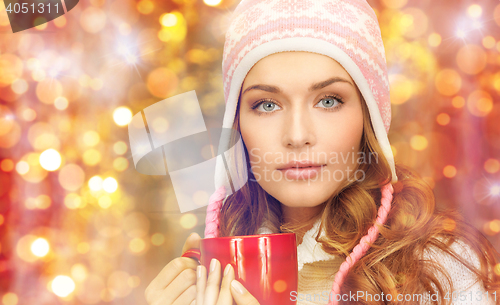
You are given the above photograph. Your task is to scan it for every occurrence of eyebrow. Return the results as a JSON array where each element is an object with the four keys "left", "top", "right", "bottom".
[{"left": 241, "top": 77, "right": 354, "bottom": 96}]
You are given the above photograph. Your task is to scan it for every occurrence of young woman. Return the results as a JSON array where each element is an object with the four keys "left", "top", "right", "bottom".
[{"left": 145, "top": 0, "right": 500, "bottom": 304}]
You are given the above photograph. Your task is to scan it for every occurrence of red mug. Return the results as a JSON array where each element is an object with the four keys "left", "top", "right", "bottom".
[{"left": 182, "top": 232, "right": 298, "bottom": 304}]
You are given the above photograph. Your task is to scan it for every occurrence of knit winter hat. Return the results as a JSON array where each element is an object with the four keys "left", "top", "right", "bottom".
[
  {"left": 203, "top": 1, "right": 398, "bottom": 303},
  {"left": 212, "top": 0, "right": 397, "bottom": 196}
]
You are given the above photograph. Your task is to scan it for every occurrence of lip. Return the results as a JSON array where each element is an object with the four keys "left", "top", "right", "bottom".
[
  {"left": 277, "top": 160, "right": 325, "bottom": 170},
  {"left": 277, "top": 160, "right": 326, "bottom": 180}
]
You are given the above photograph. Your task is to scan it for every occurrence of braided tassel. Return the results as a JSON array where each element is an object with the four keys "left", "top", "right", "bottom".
[
  {"left": 204, "top": 185, "right": 227, "bottom": 238},
  {"left": 328, "top": 182, "right": 394, "bottom": 305}
]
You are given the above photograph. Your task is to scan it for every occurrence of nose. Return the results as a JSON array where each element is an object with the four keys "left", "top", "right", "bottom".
[{"left": 282, "top": 106, "right": 316, "bottom": 149}]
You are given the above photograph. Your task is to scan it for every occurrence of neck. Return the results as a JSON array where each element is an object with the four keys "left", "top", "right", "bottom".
[{"left": 281, "top": 203, "right": 325, "bottom": 244}]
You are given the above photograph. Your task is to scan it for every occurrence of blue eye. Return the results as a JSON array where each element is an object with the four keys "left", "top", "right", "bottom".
[
  {"left": 316, "top": 95, "right": 343, "bottom": 109},
  {"left": 254, "top": 100, "right": 282, "bottom": 114}
]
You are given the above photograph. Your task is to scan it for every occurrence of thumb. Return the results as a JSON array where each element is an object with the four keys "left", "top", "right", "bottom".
[{"left": 181, "top": 232, "right": 201, "bottom": 255}]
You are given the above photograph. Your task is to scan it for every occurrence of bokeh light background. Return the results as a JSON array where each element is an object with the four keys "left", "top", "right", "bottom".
[{"left": 0, "top": 0, "right": 499, "bottom": 303}]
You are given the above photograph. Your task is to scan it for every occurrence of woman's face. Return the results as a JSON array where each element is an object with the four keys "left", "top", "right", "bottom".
[{"left": 239, "top": 51, "right": 364, "bottom": 215}]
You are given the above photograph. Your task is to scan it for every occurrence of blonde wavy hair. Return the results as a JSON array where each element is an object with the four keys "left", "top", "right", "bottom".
[{"left": 218, "top": 93, "right": 500, "bottom": 304}]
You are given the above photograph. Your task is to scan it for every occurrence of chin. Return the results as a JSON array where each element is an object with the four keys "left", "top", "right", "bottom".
[{"left": 261, "top": 180, "right": 336, "bottom": 208}]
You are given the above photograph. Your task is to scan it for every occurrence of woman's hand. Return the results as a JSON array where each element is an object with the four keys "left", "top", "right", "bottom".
[
  {"left": 145, "top": 232, "right": 201, "bottom": 305},
  {"left": 196, "top": 258, "right": 261, "bottom": 305}
]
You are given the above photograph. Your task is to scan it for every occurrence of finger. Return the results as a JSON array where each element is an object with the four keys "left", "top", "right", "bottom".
[
  {"left": 145, "top": 257, "right": 198, "bottom": 301},
  {"left": 154, "top": 268, "right": 197, "bottom": 305},
  {"left": 231, "top": 280, "right": 260, "bottom": 305},
  {"left": 204, "top": 259, "right": 222, "bottom": 305},
  {"left": 216, "top": 264, "right": 235, "bottom": 305},
  {"left": 171, "top": 284, "right": 196, "bottom": 305},
  {"left": 196, "top": 265, "right": 207, "bottom": 305},
  {"left": 182, "top": 232, "right": 202, "bottom": 255}
]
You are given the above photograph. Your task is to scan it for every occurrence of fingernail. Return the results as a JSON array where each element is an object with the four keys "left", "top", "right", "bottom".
[
  {"left": 231, "top": 280, "right": 244, "bottom": 294},
  {"left": 210, "top": 258, "right": 217, "bottom": 273},
  {"left": 197, "top": 265, "right": 201, "bottom": 279},
  {"left": 224, "top": 264, "right": 231, "bottom": 276}
]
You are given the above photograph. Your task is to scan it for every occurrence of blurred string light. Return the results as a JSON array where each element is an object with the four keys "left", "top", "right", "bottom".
[
  {"left": 39, "top": 149, "right": 62, "bottom": 171},
  {"left": 30, "top": 238, "right": 50, "bottom": 257},
  {"left": 51, "top": 275, "right": 75, "bottom": 298},
  {"left": 113, "top": 107, "right": 133, "bottom": 126}
]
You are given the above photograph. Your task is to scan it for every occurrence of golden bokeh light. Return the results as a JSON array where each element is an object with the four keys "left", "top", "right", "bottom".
[
  {"left": 80, "top": 7, "right": 107, "bottom": 33},
  {"left": 410, "top": 135, "right": 428, "bottom": 151},
  {"left": 0, "top": 120, "right": 21, "bottom": 149},
  {"left": 137, "top": 0, "right": 154, "bottom": 14},
  {"left": 113, "top": 141, "right": 128, "bottom": 155},
  {"left": 103, "top": 177, "right": 118, "bottom": 193},
  {"left": 18, "top": 153, "right": 48, "bottom": 183},
  {"left": 35, "top": 195, "right": 51, "bottom": 209},
  {"left": 16, "top": 234, "right": 39, "bottom": 263},
  {"left": 1, "top": 293, "right": 18, "bottom": 305},
  {"left": 428, "top": 33, "right": 441, "bottom": 47},
  {"left": 435, "top": 69, "right": 461, "bottom": 96},
  {"left": 113, "top": 107, "right": 133, "bottom": 126},
  {"left": 21, "top": 108, "right": 37, "bottom": 121},
  {"left": 54, "top": 15, "right": 67, "bottom": 28},
  {"left": 151, "top": 233, "right": 165, "bottom": 246},
  {"left": 400, "top": 8, "right": 428, "bottom": 39},
  {"left": 389, "top": 74, "right": 413, "bottom": 105},
  {"left": 490, "top": 220, "right": 500, "bottom": 234},
  {"left": 467, "top": 4, "right": 482, "bottom": 18},
  {"left": 129, "top": 238, "right": 146, "bottom": 253},
  {"left": 381, "top": 0, "right": 407, "bottom": 9},
  {"left": 11, "top": 79, "right": 29, "bottom": 95},
  {"left": 451, "top": 96, "right": 465, "bottom": 108},
  {"left": 160, "top": 13, "right": 178, "bottom": 27},
  {"left": 64, "top": 193, "right": 84, "bottom": 209},
  {"left": 54, "top": 97, "right": 69, "bottom": 110},
  {"left": 51, "top": 275, "right": 76, "bottom": 297},
  {"left": 39, "top": 149, "right": 62, "bottom": 171},
  {"left": 482, "top": 36, "right": 496, "bottom": 49},
  {"left": 1, "top": 159, "right": 14, "bottom": 172},
  {"left": 0, "top": 54, "right": 24, "bottom": 87},
  {"left": 484, "top": 159, "right": 500, "bottom": 174},
  {"left": 180, "top": 213, "right": 197, "bottom": 229},
  {"left": 15, "top": 161, "right": 29, "bottom": 175},
  {"left": 31, "top": 238, "right": 50, "bottom": 257},
  {"left": 88, "top": 176, "right": 103, "bottom": 191},
  {"left": 108, "top": 271, "right": 133, "bottom": 298},
  {"left": 467, "top": 90, "right": 493, "bottom": 117},
  {"left": 58, "top": 164, "right": 85, "bottom": 191},
  {"left": 443, "top": 165, "right": 457, "bottom": 178},
  {"left": 113, "top": 157, "right": 129, "bottom": 172},
  {"left": 83, "top": 131, "right": 100, "bottom": 147},
  {"left": 82, "top": 149, "right": 102, "bottom": 166},
  {"left": 456, "top": 44, "right": 487, "bottom": 75},
  {"left": 203, "top": 0, "right": 222, "bottom": 6},
  {"left": 71, "top": 264, "right": 88, "bottom": 282},
  {"left": 0, "top": 105, "right": 13, "bottom": 137},
  {"left": 36, "top": 79, "right": 63, "bottom": 105},
  {"left": 273, "top": 280, "right": 287, "bottom": 293},
  {"left": 436, "top": 113, "right": 450, "bottom": 126},
  {"left": 98, "top": 195, "right": 113, "bottom": 209},
  {"left": 77, "top": 242, "right": 90, "bottom": 254},
  {"left": 495, "top": 264, "right": 500, "bottom": 276},
  {"left": 147, "top": 67, "right": 179, "bottom": 98}
]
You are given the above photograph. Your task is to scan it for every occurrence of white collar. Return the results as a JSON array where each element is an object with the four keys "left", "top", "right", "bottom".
[{"left": 257, "top": 218, "right": 336, "bottom": 271}]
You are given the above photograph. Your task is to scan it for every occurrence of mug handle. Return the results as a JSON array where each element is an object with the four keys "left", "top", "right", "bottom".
[{"left": 181, "top": 249, "right": 201, "bottom": 264}]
